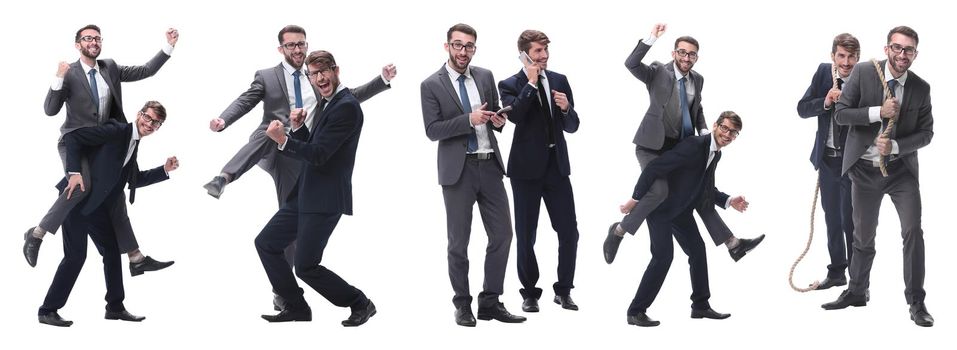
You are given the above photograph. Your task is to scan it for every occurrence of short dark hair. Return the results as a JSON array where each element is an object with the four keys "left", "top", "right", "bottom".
[
  {"left": 305, "top": 50, "right": 337, "bottom": 69},
  {"left": 674, "top": 36, "right": 699, "bottom": 51},
  {"left": 141, "top": 101, "right": 167, "bottom": 121},
  {"left": 517, "top": 30, "right": 550, "bottom": 53},
  {"left": 887, "top": 26, "right": 919, "bottom": 46},
  {"left": 278, "top": 25, "right": 306, "bottom": 44},
  {"left": 447, "top": 23, "right": 477, "bottom": 42},
  {"left": 75, "top": 24, "right": 101, "bottom": 43},
  {"left": 716, "top": 111, "right": 742, "bottom": 130},
  {"left": 832, "top": 33, "right": 860, "bottom": 56}
]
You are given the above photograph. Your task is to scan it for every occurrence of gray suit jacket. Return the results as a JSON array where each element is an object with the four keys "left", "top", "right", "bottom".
[
  {"left": 625, "top": 40, "right": 707, "bottom": 150},
  {"left": 44, "top": 51, "right": 171, "bottom": 136},
  {"left": 421, "top": 64, "right": 504, "bottom": 185},
  {"left": 219, "top": 63, "right": 389, "bottom": 137},
  {"left": 834, "top": 60, "right": 933, "bottom": 178}
]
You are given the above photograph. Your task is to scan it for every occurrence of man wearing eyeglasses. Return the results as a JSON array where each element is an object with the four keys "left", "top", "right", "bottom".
[
  {"left": 796, "top": 33, "right": 861, "bottom": 291},
  {"left": 824, "top": 26, "right": 935, "bottom": 328},
  {"left": 24, "top": 24, "right": 177, "bottom": 276},
  {"left": 604, "top": 23, "right": 763, "bottom": 265},
  {"left": 498, "top": 30, "right": 581, "bottom": 313},
  {"left": 420, "top": 23, "right": 525, "bottom": 327},
  {"left": 37, "top": 101, "right": 178, "bottom": 327},
  {"left": 618, "top": 112, "right": 746, "bottom": 327}
]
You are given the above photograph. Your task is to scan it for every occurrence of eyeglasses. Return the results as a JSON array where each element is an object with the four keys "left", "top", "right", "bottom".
[
  {"left": 717, "top": 124, "right": 740, "bottom": 137},
  {"left": 307, "top": 66, "right": 337, "bottom": 78},
  {"left": 887, "top": 43, "right": 917, "bottom": 57},
  {"left": 281, "top": 41, "right": 308, "bottom": 50},
  {"left": 674, "top": 49, "right": 698, "bottom": 60},
  {"left": 139, "top": 111, "right": 164, "bottom": 127},
  {"left": 79, "top": 35, "right": 103, "bottom": 43},
  {"left": 449, "top": 42, "right": 477, "bottom": 53}
]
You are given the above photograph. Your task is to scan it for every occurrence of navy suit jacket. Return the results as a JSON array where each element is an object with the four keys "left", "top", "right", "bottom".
[
  {"left": 57, "top": 121, "right": 169, "bottom": 215},
  {"left": 797, "top": 63, "right": 849, "bottom": 169},
  {"left": 631, "top": 135, "right": 729, "bottom": 220},
  {"left": 498, "top": 69, "right": 580, "bottom": 179},
  {"left": 281, "top": 88, "right": 363, "bottom": 215}
]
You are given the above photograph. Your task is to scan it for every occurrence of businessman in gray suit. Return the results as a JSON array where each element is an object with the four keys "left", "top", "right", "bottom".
[
  {"left": 421, "top": 23, "right": 526, "bottom": 327},
  {"left": 822, "top": 26, "right": 934, "bottom": 328},
  {"left": 604, "top": 23, "right": 763, "bottom": 264},
  {"left": 24, "top": 24, "right": 176, "bottom": 276}
]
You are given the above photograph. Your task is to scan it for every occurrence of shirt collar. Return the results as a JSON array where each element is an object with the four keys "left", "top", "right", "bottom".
[
  {"left": 131, "top": 122, "right": 141, "bottom": 142},
  {"left": 445, "top": 63, "right": 471, "bottom": 81},
  {"left": 281, "top": 60, "right": 306, "bottom": 77},
  {"left": 673, "top": 63, "right": 688, "bottom": 81},
  {"left": 80, "top": 60, "right": 99, "bottom": 74},
  {"left": 710, "top": 133, "right": 720, "bottom": 153}
]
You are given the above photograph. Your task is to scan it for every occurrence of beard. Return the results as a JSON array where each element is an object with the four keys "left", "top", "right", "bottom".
[{"left": 81, "top": 45, "right": 100, "bottom": 60}]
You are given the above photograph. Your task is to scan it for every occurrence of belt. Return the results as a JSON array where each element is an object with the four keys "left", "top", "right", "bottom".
[
  {"left": 466, "top": 152, "right": 495, "bottom": 160},
  {"left": 858, "top": 156, "right": 900, "bottom": 168},
  {"left": 824, "top": 147, "right": 842, "bottom": 157}
]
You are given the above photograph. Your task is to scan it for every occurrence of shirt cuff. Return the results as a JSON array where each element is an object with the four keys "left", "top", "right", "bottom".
[
  {"left": 725, "top": 197, "right": 733, "bottom": 209},
  {"left": 277, "top": 134, "right": 290, "bottom": 150},
  {"left": 644, "top": 35, "right": 658, "bottom": 46},
  {"left": 163, "top": 43, "right": 174, "bottom": 56},
  {"left": 51, "top": 76, "right": 64, "bottom": 90},
  {"left": 892, "top": 140, "right": 900, "bottom": 155},
  {"left": 700, "top": 128, "right": 711, "bottom": 135},
  {"left": 380, "top": 74, "right": 390, "bottom": 85},
  {"left": 868, "top": 106, "right": 881, "bottom": 123}
]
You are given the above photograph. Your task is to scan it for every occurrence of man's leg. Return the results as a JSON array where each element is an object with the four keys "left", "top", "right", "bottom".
[
  {"left": 38, "top": 208, "right": 89, "bottom": 317},
  {"left": 626, "top": 214, "right": 674, "bottom": 316},
  {"left": 475, "top": 159, "right": 514, "bottom": 310},
  {"left": 846, "top": 163, "right": 884, "bottom": 296},
  {"left": 820, "top": 155, "right": 850, "bottom": 280},
  {"left": 510, "top": 177, "right": 544, "bottom": 301},
  {"left": 541, "top": 151, "right": 579, "bottom": 299},
  {"left": 205, "top": 130, "right": 275, "bottom": 198},
  {"left": 442, "top": 162, "right": 478, "bottom": 310}
]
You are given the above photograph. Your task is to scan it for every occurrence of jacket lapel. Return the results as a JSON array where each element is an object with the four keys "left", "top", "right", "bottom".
[
  {"left": 437, "top": 65, "right": 465, "bottom": 114},
  {"left": 274, "top": 64, "right": 291, "bottom": 109}
]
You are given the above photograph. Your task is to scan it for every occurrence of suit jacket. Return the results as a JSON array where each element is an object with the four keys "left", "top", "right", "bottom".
[
  {"left": 834, "top": 60, "right": 933, "bottom": 177},
  {"left": 421, "top": 64, "right": 504, "bottom": 185},
  {"left": 631, "top": 135, "right": 729, "bottom": 220},
  {"left": 219, "top": 64, "right": 388, "bottom": 136},
  {"left": 498, "top": 69, "right": 580, "bottom": 179},
  {"left": 44, "top": 51, "right": 171, "bottom": 136},
  {"left": 281, "top": 88, "right": 363, "bottom": 215},
  {"left": 797, "top": 63, "right": 850, "bottom": 169},
  {"left": 57, "top": 121, "right": 169, "bottom": 215},
  {"left": 625, "top": 40, "right": 707, "bottom": 150}
]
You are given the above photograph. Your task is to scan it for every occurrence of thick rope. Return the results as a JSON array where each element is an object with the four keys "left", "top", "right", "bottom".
[{"left": 872, "top": 59, "right": 895, "bottom": 177}]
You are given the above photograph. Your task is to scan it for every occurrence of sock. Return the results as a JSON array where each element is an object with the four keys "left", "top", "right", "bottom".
[
  {"left": 725, "top": 236, "right": 740, "bottom": 249},
  {"left": 128, "top": 250, "right": 145, "bottom": 263},
  {"left": 614, "top": 224, "right": 626, "bottom": 237},
  {"left": 32, "top": 226, "right": 47, "bottom": 239},
  {"left": 220, "top": 173, "right": 232, "bottom": 183}
]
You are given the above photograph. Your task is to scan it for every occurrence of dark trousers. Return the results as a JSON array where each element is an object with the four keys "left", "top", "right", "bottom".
[
  {"left": 39, "top": 192, "right": 126, "bottom": 315},
  {"left": 627, "top": 210, "right": 711, "bottom": 315},
  {"left": 819, "top": 154, "right": 854, "bottom": 278},
  {"left": 255, "top": 193, "right": 367, "bottom": 311},
  {"left": 510, "top": 149, "right": 579, "bottom": 299}
]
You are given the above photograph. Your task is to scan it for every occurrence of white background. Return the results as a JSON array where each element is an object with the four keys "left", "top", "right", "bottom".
[{"left": 1, "top": 0, "right": 952, "bottom": 348}]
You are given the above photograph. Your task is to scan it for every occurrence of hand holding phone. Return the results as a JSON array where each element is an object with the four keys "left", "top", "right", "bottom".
[{"left": 496, "top": 105, "right": 512, "bottom": 115}]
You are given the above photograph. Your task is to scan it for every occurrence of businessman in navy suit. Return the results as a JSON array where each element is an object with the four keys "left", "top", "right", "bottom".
[
  {"left": 255, "top": 50, "right": 375, "bottom": 327},
  {"left": 499, "top": 30, "right": 581, "bottom": 313},
  {"left": 38, "top": 101, "right": 177, "bottom": 327},
  {"left": 619, "top": 112, "right": 746, "bottom": 327},
  {"left": 796, "top": 33, "right": 860, "bottom": 290}
]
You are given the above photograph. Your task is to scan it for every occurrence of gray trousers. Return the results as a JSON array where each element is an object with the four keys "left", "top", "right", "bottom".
[
  {"left": 442, "top": 156, "right": 513, "bottom": 309},
  {"left": 621, "top": 146, "right": 732, "bottom": 246},
  {"left": 847, "top": 160, "right": 925, "bottom": 304},
  {"left": 38, "top": 143, "right": 139, "bottom": 253}
]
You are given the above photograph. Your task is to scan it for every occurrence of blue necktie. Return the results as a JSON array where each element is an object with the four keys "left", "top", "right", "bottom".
[
  {"left": 292, "top": 70, "right": 303, "bottom": 109},
  {"left": 88, "top": 69, "right": 100, "bottom": 117},
  {"left": 457, "top": 75, "right": 478, "bottom": 152},
  {"left": 678, "top": 77, "right": 693, "bottom": 139}
]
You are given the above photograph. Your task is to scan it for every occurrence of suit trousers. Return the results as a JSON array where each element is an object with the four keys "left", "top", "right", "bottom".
[
  {"left": 442, "top": 155, "right": 513, "bottom": 309},
  {"left": 627, "top": 210, "right": 711, "bottom": 315},
  {"left": 39, "top": 190, "right": 126, "bottom": 315},
  {"left": 39, "top": 147, "right": 139, "bottom": 253},
  {"left": 847, "top": 160, "right": 926, "bottom": 304},
  {"left": 819, "top": 154, "right": 854, "bottom": 278},
  {"left": 254, "top": 193, "right": 368, "bottom": 311},
  {"left": 510, "top": 149, "right": 579, "bottom": 299}
]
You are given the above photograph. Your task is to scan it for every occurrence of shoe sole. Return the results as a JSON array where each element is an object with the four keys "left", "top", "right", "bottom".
[
  {"left": 604, "top": 222, "right": 623, "bottom": 264},
  {"left": 910, "top": 315, "right": 934, "bottom": 327},
  {"left": 476, "top": 315, "right": 525, "bottom": 323},
  {"left": 130, "top": 261, "right": 175, "bottom": 277},
  {"left": 822, "top": 302, "right": 866, "bottom": 310},
  {"left": 627, "top": 321, "right": 660, "bottom": 327}
]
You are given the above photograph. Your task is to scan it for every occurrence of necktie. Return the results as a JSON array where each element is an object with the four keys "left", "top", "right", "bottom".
[
  {"left": 457, "top": 75, "right": 478, "bottom": 152},
  {"left": 292, "top": 71, "right": 303, "bottom": 109},
  {"left": 537, "top": 76, "right": 555, "bottom": 146},
  {"left": 831, "top": 78, "right": 844, "bottom": 149},
  {"left": 88, "top": 69, "right": 100, "bottom": 118},
  {"left": 678, "top": 77, "right": 693, "bottom": 139}
]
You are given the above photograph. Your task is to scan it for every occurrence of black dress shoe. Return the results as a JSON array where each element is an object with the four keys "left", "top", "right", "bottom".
[
  {"left": 105, "top": 310, "right": 145, "bottom": 322},
  {"left": 130, "top": 256, "right": 174, "bottom": 276},
  {"left": 603, "top": 222, "right": 624, "bottom": 264},
  {"left": 821, "top": 289, "right": 867, "bottom": 310},
  {"left": 477, "top": 303, "right": 526, "bottom": 323},
  {"left": 23, "top": 228, "right": 42, "bottom": 268},
  {"left": 342, "top": 300, "right": 377, "bottom": 327},
  {"left": 691, "top": 308, "right": 730, "bottom": 319},
  {"left": 728, "top": 234, "right": 765, "bottom": 262},
  {"left": 38, "top": 312, "right": 73, "bottom": 327},
  {"left": 273, "top": 294, "right": 286, "bottom": 312},
  {"left": 522, "top": 297, "right": 539, "bottom": 312},
  {"left": 454, "top": 307, "right": 476, "bottom": 327},
  {"left": 262, "top": 307, "right": 312, "bottom": 322},
  {"left": 815, "top": 276, "right": 848, "bottom": 290},
  {"left": 909, "top": 302, "right": 934, "bottom": 327},
  {"left": 203, "top": 176, "right": 227, "bottom": 199},
  {"left": 626, "top": 312, "right": 660, "bottom": 327},
  {"left": 554, "top": 295, "right": 579, "bottom": 311}
]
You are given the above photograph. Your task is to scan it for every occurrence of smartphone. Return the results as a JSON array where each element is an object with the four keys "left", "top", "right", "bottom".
[
  {"left": 496, "top": 105, "right": 513, "bottom": 115},
  {"left": 519, "top": 51, "right": 533, "bottom": 66}
]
